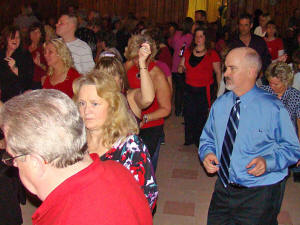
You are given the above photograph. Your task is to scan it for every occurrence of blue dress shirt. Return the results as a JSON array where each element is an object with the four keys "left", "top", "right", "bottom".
[{"left": 199, "top": 85, "right": 300, "bottom": 187}]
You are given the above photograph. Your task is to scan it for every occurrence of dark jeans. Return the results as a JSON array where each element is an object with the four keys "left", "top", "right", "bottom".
[
  {"left": 172, "top": 73, "right": 185, "bottom": 116},
  {"left": 183, "top": 84, "right": 211, "bottom": 146},
  {"left": 207, "top": 178, "right": 284, "bottom": 225},
  {"left": 139, "top": 125, "right": 164, "bottom": 172}
]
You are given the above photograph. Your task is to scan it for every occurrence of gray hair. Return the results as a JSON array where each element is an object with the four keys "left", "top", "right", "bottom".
[
  {"left": 0, "top": 89, "right": 87, "bottom": 168},
  {"left": 243, "top": 47, "right": 262, "bottom": 75},
  {"left": 265, "top": 62, "right": 294, "bottom": 87}
]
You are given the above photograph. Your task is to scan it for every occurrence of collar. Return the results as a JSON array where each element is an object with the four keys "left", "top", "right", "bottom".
[{"left": 232, "top": 85, "right": 259, "bottom": 105}]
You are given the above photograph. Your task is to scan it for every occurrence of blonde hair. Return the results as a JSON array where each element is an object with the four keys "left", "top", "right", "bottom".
[
  {"left": 73, "top": 70, "right": 139, "bottom": 148},
  {"left": 265, "top": 62, "right": 294, "bottom": 87},
  {"left": 124, "top": 34, "right": 157, "bottom": 61},
  {"left": 95, "top": 56, "right": 129, "bottom": 90},
  {"left": 44, "top": 38, "right": 74, "bottom": 76},
  {"left": 44, "top": 25, "right": 57, "bottom": 41}
]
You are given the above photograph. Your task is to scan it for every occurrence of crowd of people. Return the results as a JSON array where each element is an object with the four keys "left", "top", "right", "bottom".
[{"left": 0, "top": 3, "right": 299, "bottom": 225}]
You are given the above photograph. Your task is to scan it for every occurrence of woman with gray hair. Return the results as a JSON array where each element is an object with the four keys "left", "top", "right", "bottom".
[{"left": 260, "top": 61, "right": 300, "bottom": 180}]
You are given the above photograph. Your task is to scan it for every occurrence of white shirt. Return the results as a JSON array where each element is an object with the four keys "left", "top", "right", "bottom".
[{"left": 66, "top": 39, "right": 95, "bottom": 75}]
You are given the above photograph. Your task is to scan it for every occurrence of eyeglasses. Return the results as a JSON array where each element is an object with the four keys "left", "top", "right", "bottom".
[{"left": 1, "top": 151, "right": 28, "bottom": 167}]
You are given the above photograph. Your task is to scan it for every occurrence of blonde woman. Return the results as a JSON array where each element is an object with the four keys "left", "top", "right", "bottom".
[
  {"left": 42, "top": 38, "right": 81, "bottom": 98},
  {"left": 96, "top": 43, "right": 154, "bottom": 120},
  {"left": 73, "top": 71, "right": 158, "bottom": 211}
]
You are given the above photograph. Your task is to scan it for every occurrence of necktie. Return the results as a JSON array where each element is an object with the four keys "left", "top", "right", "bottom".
[{"left": 219, "top": 97, "right": 241, "bottom": 187}]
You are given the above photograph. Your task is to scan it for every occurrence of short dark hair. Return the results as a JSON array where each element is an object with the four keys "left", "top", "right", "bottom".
[
  {"left": 195, "top": 10, "right": 207, "bottom": 18},
  {"left": 96, "top": 31, "right": 116, "bottom": 48},
  {"left": 239, "top": 13, "right": 253, "bottom": 24},
  {"left": 182, "top": 17, "right": 194, "bottom": 35}
]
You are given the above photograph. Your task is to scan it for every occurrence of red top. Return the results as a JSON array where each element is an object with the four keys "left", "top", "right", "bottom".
[
  {"left": 157, "top": 46, "right": 172, "bottom": 70},
  {"left": 32, "top": 154, "right": 152, "bottom": 225},
  {"left": 184, "top": 49, "right": 220, "bottom": 107},
  {"left": 264, "top": 38, "right": 284, "bottom": 60},
  {"left": 43, "top": 68, "right": 81, "bottom": 98},
  {"left": 184, "top": 49, "right": 220, "bottom": 87},
  {"left": 29, "top": 46, "right": 48, "bottom": 82},
  {"left": 127, "top": 61, "right": 164, "bottom": 128}
]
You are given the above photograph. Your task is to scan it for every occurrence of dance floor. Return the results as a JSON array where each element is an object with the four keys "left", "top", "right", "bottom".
[{"left": 21, "top": 113, "right": 300, "bottom": 225}]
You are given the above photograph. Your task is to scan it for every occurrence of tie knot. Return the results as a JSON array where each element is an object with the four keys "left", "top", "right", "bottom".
[{"left": 235, "top": 97, "right": 241, "bottom": 105}]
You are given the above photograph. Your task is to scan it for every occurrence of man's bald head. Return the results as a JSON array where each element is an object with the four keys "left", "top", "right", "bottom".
[
  {"left": 224, "top": 47, "right": 261, "bottom": 96},
  {"left": 229, "top": 47, "right": 262, "bottom": 75}
]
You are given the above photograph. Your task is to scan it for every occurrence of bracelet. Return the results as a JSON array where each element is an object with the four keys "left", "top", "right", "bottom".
[{"left": 143, "top": 114, "right": 149, "bottom": 124}]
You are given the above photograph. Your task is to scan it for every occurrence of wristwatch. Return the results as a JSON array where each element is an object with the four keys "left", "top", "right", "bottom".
[{"left": 143, "top": 114, "right": 149, "bottom": 124}]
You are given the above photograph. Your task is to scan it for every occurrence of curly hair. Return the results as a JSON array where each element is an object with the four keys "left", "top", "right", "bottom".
[
  {"left": 265, "top": 62, "right": 294, "bottom": 87},
  {"left": 44, "top": 38, "right": 74, "bottom": 76},
  {"left": 73, "top": 70, "right": 139, "bottom": 148},
  {"left": 95, "top": 56, "right": 129, "bottom": 90},
  {"left": 124, "top": 34, "right": 157, "bottom": 61}
]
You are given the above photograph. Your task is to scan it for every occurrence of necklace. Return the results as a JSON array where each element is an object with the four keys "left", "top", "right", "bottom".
[{"left": 195, "top": 48, "right": 206, "bottom": 54}]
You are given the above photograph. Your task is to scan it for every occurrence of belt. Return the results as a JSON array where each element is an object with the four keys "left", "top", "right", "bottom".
[{"left": 228, "top": 182, "right": 248, "bottom": 189}]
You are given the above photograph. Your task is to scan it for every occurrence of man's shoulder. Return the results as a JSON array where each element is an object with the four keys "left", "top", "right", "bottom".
[
  {"left": 67, "top": 39, "right": 91, "bottom": 50},
  {"left": 253, "top": 87, "right": 285, "bottom": 110},
  {"left": 251, "top": 34, "right": 267, "bottom": 44}
]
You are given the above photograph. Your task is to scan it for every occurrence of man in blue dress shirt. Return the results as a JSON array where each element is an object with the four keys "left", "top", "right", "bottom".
[{"left": 199, "top": 47, "right": 300, "bottom": 225}]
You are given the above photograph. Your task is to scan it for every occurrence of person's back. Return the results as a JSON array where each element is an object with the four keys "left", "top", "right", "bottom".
[{"left": 32, "top": 154, "right": 152, "bottom": 225}]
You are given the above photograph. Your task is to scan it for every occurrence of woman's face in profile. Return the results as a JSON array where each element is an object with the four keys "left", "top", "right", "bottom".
[
  {"left": 77, "top": 84, "right": 109, "bottom": 131},
  {"left": 7, "top": 31, "right": 21, "bottom": 51}
]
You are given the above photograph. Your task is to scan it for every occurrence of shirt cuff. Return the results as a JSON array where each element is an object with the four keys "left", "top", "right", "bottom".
[{"left": 262, "top": 153, "right": 275, "bottom": 172}]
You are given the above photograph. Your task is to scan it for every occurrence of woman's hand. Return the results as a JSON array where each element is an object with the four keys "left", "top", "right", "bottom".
[
  {"left": 139, "top": 43, "right": 151, "bottom": 65},
  {"left": 33, "top": 52, "right": 41, "bottom": 66},
  {"left": 4, "top": 57, "right": 18, "bottom": 75}
]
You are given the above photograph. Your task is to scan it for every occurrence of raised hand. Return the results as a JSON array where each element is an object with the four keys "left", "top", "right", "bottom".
[{"left": 139, "top": 43, "right": 151, "bottom": 64}]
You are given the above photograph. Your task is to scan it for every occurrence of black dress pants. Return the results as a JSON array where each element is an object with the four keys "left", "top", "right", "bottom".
[
  {"left": 183, "top": 84, "right": 211, "bottom": 146},
  {"left": 207, "top": 178, "right": 284, "bottom": 225},
  {"left": 172, "top": 73, "right": 185, "bottom": 116}
]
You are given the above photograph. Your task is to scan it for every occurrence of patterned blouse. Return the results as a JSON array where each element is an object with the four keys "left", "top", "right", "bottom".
[
  {"left": 260, "top": 85, "right": 300, "bottom": 133},
  {"left": 100, "top": 134, "right": 158, "bottom": 210}
]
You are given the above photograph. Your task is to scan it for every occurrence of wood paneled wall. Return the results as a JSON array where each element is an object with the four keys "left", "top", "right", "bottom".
[
  {"left": 77, "top": 0, "right": 189, "bottom": 25},
  {"left": 228, "top": 0, "right": 300, "bottom": 34},
  {"left": 1, "top": 0, "right": 300, "bottom": 34}
]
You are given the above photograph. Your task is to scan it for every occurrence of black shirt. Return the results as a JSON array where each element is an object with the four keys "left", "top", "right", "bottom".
[
  {"left": 0, "top": 47, "right": 34, "bottom": 102},
  {"left": 230, "top": 34, "right": 271, "bottom": 73}
]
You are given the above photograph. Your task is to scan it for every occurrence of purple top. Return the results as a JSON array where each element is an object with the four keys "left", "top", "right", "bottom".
[
  {"left": 171, "top": 31, "right": 193, "bottom": 73},
  {"left": 156, "top": 61, "right": 171, "bottom": 78}
]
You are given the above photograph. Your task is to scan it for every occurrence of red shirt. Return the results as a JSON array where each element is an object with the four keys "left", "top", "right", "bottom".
[
  {"left": 264, "top": 38, "right": 284, "bottom": 60},
  {"left": 127, "top": 61, "right": 164, "bottom": 128},
  {"left": 30, "top": 46, "right": 48, "bottom": 82},
  {"left": 43, "top": 67, "right": 81, "bottom": 98},
  {"left": 184, "top": 49, "right": 220, "bottom": 87},
  {"left": 32, "top": 154, "right": 152, "bottom": 225}
]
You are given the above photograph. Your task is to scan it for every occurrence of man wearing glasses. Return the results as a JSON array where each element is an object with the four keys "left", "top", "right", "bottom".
[{"left": 1, "top": 89, "right": 152, "bottom": 225}]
